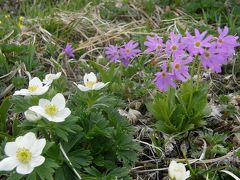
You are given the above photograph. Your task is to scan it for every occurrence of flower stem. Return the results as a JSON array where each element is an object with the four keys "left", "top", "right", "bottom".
[
  {"left": 196, "top": 61, "right": 202, "bottom": 89},
  {"left": 183, "top": 153, "right": 195, "bottom": 176},
  {"left": 190, "top": 56, "right": 197, "bottom": 82},
  {"left": 59, "top": 143, "right": 82, "bottom": 179}
]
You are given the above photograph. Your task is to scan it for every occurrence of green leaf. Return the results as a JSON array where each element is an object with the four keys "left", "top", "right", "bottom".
[
  {"left": 7, "top": 173, "right": 23, "bottom": 180},
  {"left": 69, "top": 149, "right": 93, "bottom": 168},
  {"left": 107, "top": 167, "right": 129, "bottom": 178},
  {"left": 0, "top": 96, "right": 11, "bottom": 133},
  {"left": 32, "top": 158, "right": 59, "bottom": 180},
  {"left": 55, "top": 164, "right": 78, "bottom": 180}
]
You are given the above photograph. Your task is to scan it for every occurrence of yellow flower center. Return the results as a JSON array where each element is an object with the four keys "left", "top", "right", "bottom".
[
  {"left": 45, "top": 104, "right": 58, "bottom": 116},
  {"left": 113, "top": 52, "right": 117, "bottom": 55},
  {"left": 162, "top": 72, "right": 167, "bottom": 78},
  {"left": 174, "top": 63, "right": 180, "bottom": 70},
  {"left": 219, "top": 38, "right": 223, "bottom": 43},
  {"left": 157, "top": 44, "right": 161, "bottom": 49},
  {"left": 85, "top": 81, "right": 96, "bottom": 88},
  {"left": 204, "top": 51, "right": 210, "bottom": 58},
  {"left": 19, "top": 16, "right": 24, "bottom": 21},
  {"left": 126, "top": 49, "right": 130, "bottom": 53},
  {"left": 47, "top": 75, "right": 54, "bottom": 80},
  {"left": 16, "top": 148, "right": 32, "bottom": 163},
  {"left": 28, "top": 85, "right": 38, "bottom": 92},
  {"left": 171, "top": 44, "right": 177, "bottom": 51},
  {"left": 194, "top": 41, "right": 201, "bottom": 47}
]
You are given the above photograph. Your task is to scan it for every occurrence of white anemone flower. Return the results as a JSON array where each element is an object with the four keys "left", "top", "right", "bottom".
[
  {"left": 0, "top": 132, "right": 46, "bottom": 175},
  {"left": 13, "top": 77, "right": 50, "bottom": 96},
  {"left": 168, "top": 161, "right": 190, "bottom": 180},
  {"left": 24, "top": 110, "right": 42, "bottom": 122},
  {"left": 43, "top": 72, "right": 62, "bottom": 85},
  {"left": 74, "top": 72, "right": 109, "bottom": 92},
  {"left": 29, "top": 93, "right": 71, "bottom": 122}
]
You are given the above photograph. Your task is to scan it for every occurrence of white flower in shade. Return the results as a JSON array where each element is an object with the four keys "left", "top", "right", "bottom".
[
  {"left": 29, "top": 93, "right": 71, "bottom": 122},
  {"left": 43, "top": 72, "right": 62, "bottom": 85},
  {"left": 74, "top": 72, "right": 109, "bottom": 92},
  {"left": 13, "top": 77, "right": 50, "bottom": 96},
  {"left": 24, "top": 110, "right": 41, "bottom": 122},
  {"left": 0, "top": 132, "right": 46, "bottom": 175},
  {"left": 168, "top": 161, "right": 190, "bottom": 180}
]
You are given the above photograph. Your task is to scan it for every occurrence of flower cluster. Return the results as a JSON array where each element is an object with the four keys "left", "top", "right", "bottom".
[
  {"left": 148, "top": 27, "right": 238, "bottom": 91},
  {"left": 0, "top": 71, "right": 108, "bottom": 175},
  {"left": 105, "top": 27, "right": 239, "bottom": 91},
  {"left": 105, "top": 40, "right": 140, "bottom": 66},
  {"left": 13, "top": 72, "right": 71, "bottom": 123}
]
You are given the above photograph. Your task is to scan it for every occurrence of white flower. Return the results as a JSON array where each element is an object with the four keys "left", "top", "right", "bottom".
[
  {"left": 13, "top": 77, "right": 50, "bottom": 96},
  {"left": 168, "top": 161, "right": 190, "bottom": 180},
  {"left": 43, "top": 72, "right": 62, "bottom": 85},
  {"left": 24, "top": 110, "right": 41, "bottom": 122},
  {"left": 74, "top": 72, "right": 109, "bottom": 92},
  {"left": 0, "top": 132, "right": 46, "bottom": 175},
  {"left": 29, "top": 93, "right": 71, "bottom": 122}
]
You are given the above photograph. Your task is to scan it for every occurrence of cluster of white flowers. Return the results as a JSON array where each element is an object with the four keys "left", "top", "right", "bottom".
[
  {"left": 0, "top": 72, "right": 109, "bottom": 175},
  {"left": 13, "top": 72, "right": 109, "bottom": 123}
]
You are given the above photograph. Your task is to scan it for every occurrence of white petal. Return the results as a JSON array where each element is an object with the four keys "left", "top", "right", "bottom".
[
  {"left": 39, "top": 99, "right": 50, "bottom": 108},
  {"left": 32, "top": 85, "right": 50, "bottom": 95},
  {"left": 42, "top": 79, "right": 53, "bottom": 85},
  {"left": 20, "top": 132, "right": 37, "bottom": 149},
  {"left": 93, "top": 82, "right": 109, "bottom": 90},
  {"left": 0, "top": 157, "right": 19, "bottom": 171},
  {"left": 29, "top": 106, "right": 52, "bottom": 122},
  {"left": 16, "top": 163, "right": 34, "bottom": 175},
  {"left": 55, "top": 72, "right": 62, "bottom": 79},
  {"left": 48, "top": 116, "right": 65, "bottom": 122},
  {"left": 15, "top": 136, "right": 24, "bottom": 144},
  {"left": 51, "top": 93, "right": 65, "bottom": 110},
  {"left": 30, "top": 156, "right": 45, "bottom": 168},
  {"left": 29, "top": 77, "right": 42, "bottom": 88},
  {"left": 56, "top": 108, "right": 71, "bottom": 119},
  {"left": 169, "top": 161, "right": 189, "bottom": 180},
  {"left": 31, "top": 139, "right": 46, "bottom": 156},
  {"left": 13, "top": 89, "right": 30, "bottom": 96},
  {"left": 4, "top": 142, "right": 18, "bottom": 156},
  {"left": 84, "top": 72, "right": 97, "bottom": 85},
  {"left": 185, "top": 170, "right": 190, "bottom": 179},
  {"left": 24, "top": 110, "right": 42, "bottom": 121},
  {"left": 29, "top": 106, "right": 46, "bottom": 117},
  {"left": 75, "top": 83, "right": 91, "bottom": 92},
  {"left": 169, "top": 161, "right": 177, "bottom": 178}
]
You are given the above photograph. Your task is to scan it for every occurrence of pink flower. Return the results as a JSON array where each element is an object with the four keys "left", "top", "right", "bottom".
[
  {"left": 217, "top": 26, "right": 239, "bottom": 49},
  {"left": 144, "top": 35, "right": 164, "bottom": 55},
  {"left": 172, "top": 57, "right": 190, "bottom": 82},
  {"left": 183, "top": 29, "right": 213, "bottom": 55},
  {"left": 120, "top": 40, "right": 141, "bottom": 66},
  {"left": 165, "top": 32, "right": 184, "bottom": 57},
  {"left": 200, "top": 44, "right": 223, "bottom": 73},
  {"left": 105, "top": 45, "right": 120, "bottom": 63},
  {"left": 154, "top": 62, "right": 176, "bottom": 92},
  {"left": 62, "top": 43, "right": 74, "bottom": 58},
  {"left": 216, "top": 26, "right": 239, "bottom": 59}
]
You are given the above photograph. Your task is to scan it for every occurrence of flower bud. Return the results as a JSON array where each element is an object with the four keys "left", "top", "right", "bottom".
[{"left": 24, "top": 110, "right": 41, "bottom": 121}]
